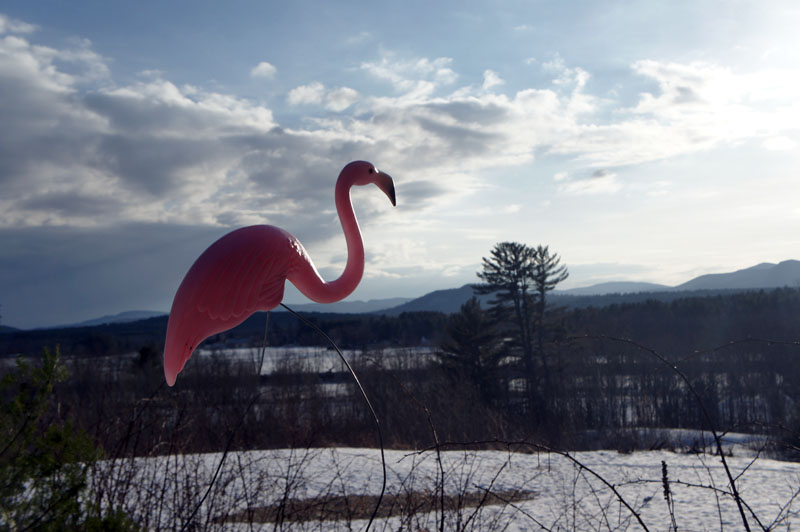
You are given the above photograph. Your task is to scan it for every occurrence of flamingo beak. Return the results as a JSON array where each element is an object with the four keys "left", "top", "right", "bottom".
[{"left": 375, "top": 171, "right": 396, "bottom": 207}]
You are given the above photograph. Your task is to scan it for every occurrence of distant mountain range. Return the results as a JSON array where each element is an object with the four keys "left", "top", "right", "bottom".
[
  {"left": 52, "top": 298, "right": 413, "bottom": 329},
  {"left": 559, "top": 281, "right": 670, "bottom": 296},
  {"left": 26, "top": 259, "right": 800, "bottom": 330},
  {"left": 276, "top": 297, "right": 412, "bottom": 315},
  {"left": 674, "top": 260, "right": 800, "bottom": 291},
  {"left": 381, "top": 260, "right": 800, "bottom": 315},
  {"left": 64, "top": 310, "right": 168, "bottom": 328}
]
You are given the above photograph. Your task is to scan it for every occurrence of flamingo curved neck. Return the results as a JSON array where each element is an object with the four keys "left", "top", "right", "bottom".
[{"left": 287, "top": 177, "right": 364, "bottom": 304}]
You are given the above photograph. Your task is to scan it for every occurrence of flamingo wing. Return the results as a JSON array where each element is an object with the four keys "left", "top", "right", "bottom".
[
  {"left": 164, "top": 225, "right": 295, "bottom": 385},
  {"left": 195, "top": 244, "right": 285, "bottom": 321},
  {"left": 187, "top": 225, "right": 292, "bottom": 320}
]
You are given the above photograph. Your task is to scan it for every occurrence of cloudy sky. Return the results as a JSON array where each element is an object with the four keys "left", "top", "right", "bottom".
[{"left": 1, "top": 1, "right": 799, "bottom": 329}]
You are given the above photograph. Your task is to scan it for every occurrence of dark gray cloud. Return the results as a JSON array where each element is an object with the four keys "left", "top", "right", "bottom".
[
  {"left": 0, "top": 66, "right": 99, "bottom": 187},
  {"left": 424, "top": 99, "right": 510, "bottom": 126},
  {"left": 97, "top": 134, "right": 226, "bottom": 196},
  {"left": 19, "top": 191, "right": 125, "bottom": 217},
  {"left": 673, "top": 85, "right": 701, "bottom": 104},
  {"left": 0, "top": 224, "right": 230, "bottom": 328},
  {"left": 84, "top": 91, "right": 217, "bottom": 136},
  {"left": 393, "top": 180, "right": 447, "bottom": 209},
  {"left": 416, "top": 116, "right": 501, "bottom": 158}
]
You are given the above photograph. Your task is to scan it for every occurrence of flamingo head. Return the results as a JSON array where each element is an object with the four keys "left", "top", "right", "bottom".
[{"left": 340, "top": 160, "right": 396, "bottom": 207}]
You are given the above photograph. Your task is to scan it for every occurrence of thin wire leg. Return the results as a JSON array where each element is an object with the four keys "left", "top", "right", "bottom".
[
  {"left": 181, "top": 305, "right": 386, "bottom": 532},
  {"left": 180, "top": 312, "right": 271, "bottom": 532},
  {"left": 257, "top": 310, "right": 270, "bottom": 376},
  {"left": 280, "top": 303, "right": 387, "bottom": 532}
]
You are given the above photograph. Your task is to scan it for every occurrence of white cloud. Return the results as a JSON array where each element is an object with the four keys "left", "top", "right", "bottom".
[
  {"left": 762, "top": 135, "right": 796, "bottom": 151},
  {"left": 629, "top": 60, "right": 800, "bottom": 138},
  {"left": 482, "top": 69, "right": 504, "bottom": 90},
  {"left": 138, "top": 69, "right": 164, "bottom": 78},
  {"left": 543, "top": 55, "right": 590, "bottom": 89},
  {"left": 0, "top": 32, "right": 282, "bottom": 229},
  {"left": 361, "top": 55, "right": 457, "bottom": 95},
  {"left": 325, "top": 86, "right": 359, "bottom": 111},
  {"left": 558, "top": 171, "right": 622, "bottom": 195},
  {"left": 345, "top": 31, "right": 372, "bottom": 45},
  {"left": 287, "top": 81, "right": 325, "bottom": 105},
  {"left": 287, "top": 82, "right": 359, "bottom": 111},
  {"left": 0, "top": 13, "right": 37, "bottom": 34},
  {"left": 250, "top": 61, "right": 276, "bottom": 78}
]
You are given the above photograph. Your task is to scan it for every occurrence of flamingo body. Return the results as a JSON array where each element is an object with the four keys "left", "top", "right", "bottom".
[
  {"left": 164, "top": 225, "right": 298, "bottom": 385},
  {"left": 163, "top": 161, "right": 395, "bottom": 386}
]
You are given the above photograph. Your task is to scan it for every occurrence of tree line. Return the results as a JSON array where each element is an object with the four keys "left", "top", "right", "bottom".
[{"left": 0, "top": 310, "right": 448, "bottom": 357}]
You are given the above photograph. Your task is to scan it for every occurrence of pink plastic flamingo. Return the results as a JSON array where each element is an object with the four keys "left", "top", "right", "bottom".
[{"left": 163, "top": 161, "right": 396, "bottom": 386}]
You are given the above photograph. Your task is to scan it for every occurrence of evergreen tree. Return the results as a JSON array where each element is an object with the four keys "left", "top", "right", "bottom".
[
  {"left": 475, "top": 242, "right": 537, "bottom": 376},
  {"left": 475, "top": 242, "right": 570, "bottom": 409},
  {"left": 436, "top": 297, "right": 505, "bottom": 405},
  {"left": 531, "top": 245, "right": 569, "bottom": 389},
  {"left": 0, "top": 348, "right": 138, "bottom": 531}
]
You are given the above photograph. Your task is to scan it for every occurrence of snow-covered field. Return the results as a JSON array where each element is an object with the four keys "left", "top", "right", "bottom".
[
  {"left": 192, "top": 345, "right": 435, "bottom": 374},
  {"left": 57, "top": 345, "right": 434, "bottom": 377},
  {"left": 95, "top": 441, "right": 800, "bottom": 531}
]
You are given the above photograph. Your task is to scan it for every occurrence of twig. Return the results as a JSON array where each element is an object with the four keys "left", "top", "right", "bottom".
[
  {"left": 407, "top": 438, "right": 652, "bottom": 532},
  {"left": 662, "top": 460, "right": 678, "bottom": 532},
  {"left": 618, "top": 477, "right": 767, "bottom": 530},
  {"left": 462, "top": 460, "right": 507, "bottom": 530},
  {"left": 733, "top": 444, "right": 764, "bottom": 483},
  {"left": 569, "top": 334, "right": 753, "bottom": 532},
  {"left": 766, "top": 484, "right": 800, "bottom": 531},
  {"left": 678, "top": 337, "right": 800, "bottom": 364},
  {"left": 367, "top": 354, "right": 446, "bottom": 532},
  {"left": 577, "top": 462, "right": 615, "bottom": 532},
  {"left": 235, "top": 453, "right": 256, "bottom": 532},
  {"left": 484, "top": 489, "right": 554, "bottom": 531},
  {"left": 179, "top": 390, "right": 261, "bottom": 532}
]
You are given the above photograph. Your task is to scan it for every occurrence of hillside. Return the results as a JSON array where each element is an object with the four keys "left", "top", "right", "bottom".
[
  {"left": 380, "top": 285, "right": 490, "bottom": 316},
  {"left": 560, "top": 281, "right": 670, "bottom": 296},
  {"left": 676, "top": 259, "right": 800, "bottom": 290},
  {"left": 276, "top": 297, "right": 412, "bottom": 315},
  {"left": 380, "top": 259, "right": 800, "bottom": 314},
  {"left": 65, "top": 310, "right": 167, "bottom": 328}
]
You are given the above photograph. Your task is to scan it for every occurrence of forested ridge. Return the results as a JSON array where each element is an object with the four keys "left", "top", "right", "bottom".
[
  {"left": 0, "top": 310, "right": 449, "bottom": 357},
  {"left": 564, "top": 286, "right": 800, "bottom": 350},
  {"left": 3, "top": 287, "right": 798, "bottom": 358}
]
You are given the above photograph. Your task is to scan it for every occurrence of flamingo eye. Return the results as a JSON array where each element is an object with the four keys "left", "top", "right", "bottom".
[{"left": 368, "top": 168, "right": 374, "bottom": 174}]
